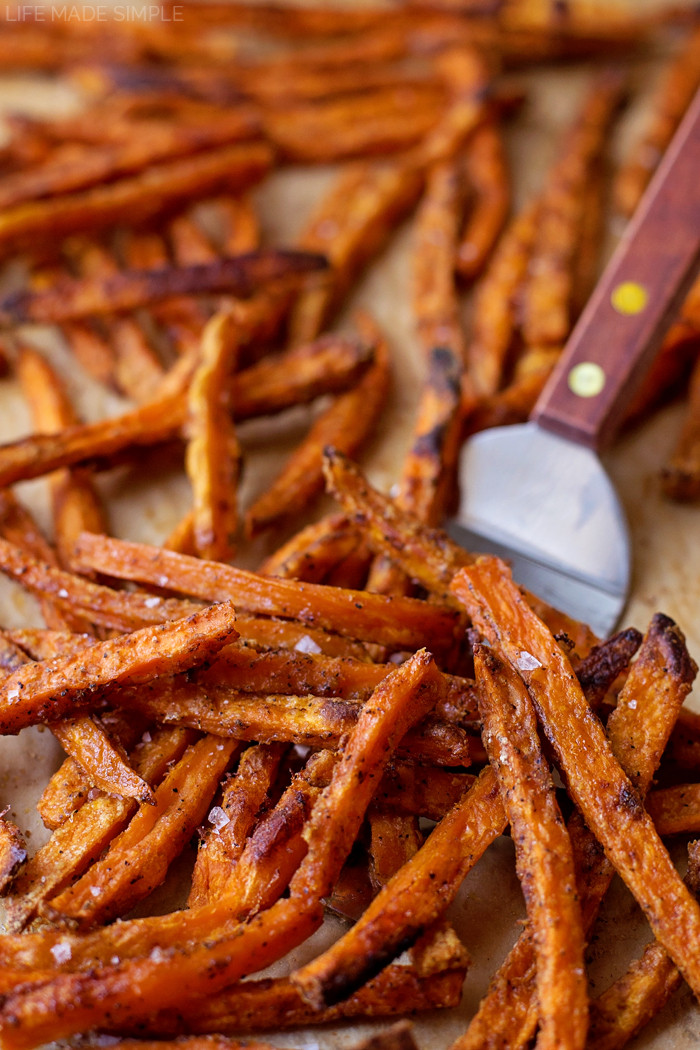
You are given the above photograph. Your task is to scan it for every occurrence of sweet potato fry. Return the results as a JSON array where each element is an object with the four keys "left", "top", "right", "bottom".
[
  {"left": 15, "top": 343, "right": 109, "bottom": 569},
  {"left": 322, "top": 448, "right": 599, "bottom": 654},
  {"left": 188, "top": 742, "right": 286, "bottom": 908},
  {"left": 0, "top": 652, "right": 441, "bottom": 1043},
  {"left": 258, "top": 512, "right": 360, "bottom": 581},
  {"left": 291, "top": 765, "right": 505, "bottom": 1009},
  {"left": 455, "top": 610, "right": 696, "bottom": 1050},
  {"left": 1, "top": 725, "right": 193, "bottom": 932},
  {"left": 474, "top": 643, "right": 587, "bottom": 1049},
  {"left": 72, "top": 532, "right": 461, "bottom": 653},
  {"left": 50, "top": 716, "right": 155, "bottom": 807},
  {"left": 647, "top": 783, "right": 700, "bottom": 836},
  {"left": 467, "top": 197, "right": 540, "bottom": 397},
  {"left": 0, "top": 141, "right": 273, "bottom": 257},
  {"left": 0, "top": 816, "right": 27, "bottom": 894},
  {"left": 614, "top": 24, "right": 700, "bottom": 217},
  {"left": 287, "top": 162, "right": 423, "bottom": 347},
  {"left": 376, "top": 761, "right": 475, "bottom": 822},
  {"left": 245, "top": 314, "right": 389, "bottom": 536},
  {"left": 451, "top": 557, "right": 700, "bottom": 1002},
  {"left": 0, "top": 110, "right": 260, "bottom": 212},
  {"left": 660, "top": 350, "right": 700, "bottom": 501},
  {"left": 0, "top": 597, "right": 238, "bottom": 733},
  {"left": 45, "top": 736, "right": 240, "bottom": 928},
  {"left": 186, "top": 311, "right": 241, "bottom": 560},
  {"left": 585, "top": 840, "right": 700, "bottom": 1050},
  {"left": 0, "top": 249, "right": 327, "bottom": 325},
  {"left": 520, "top": 68, "right": 625, "bottom": 349},
  {"left": 456, "top": 120, "right": 510, "bottom": 282}
]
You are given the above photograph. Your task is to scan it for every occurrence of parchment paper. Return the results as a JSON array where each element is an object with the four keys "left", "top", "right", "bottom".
[{"left": 0, "top": 4, "right": 699, "bottom": 1047}]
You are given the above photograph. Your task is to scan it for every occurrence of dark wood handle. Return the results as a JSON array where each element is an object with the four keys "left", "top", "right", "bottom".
[{"left": 533, "top": 85, "right": 700, "bottom": 450}]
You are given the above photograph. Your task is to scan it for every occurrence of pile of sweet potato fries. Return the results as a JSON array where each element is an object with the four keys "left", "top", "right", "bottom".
[{"left": 0, "top": 2, "right": 699, "bottom": 1049}]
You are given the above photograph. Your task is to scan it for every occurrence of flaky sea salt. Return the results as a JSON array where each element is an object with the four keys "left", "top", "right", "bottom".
[
  {"left": 515, "top": 650, "right": 541, "bottom": 671},
  {"left": 50, "top": 941, "right": 72, "bottom": 964},
  {"left": 144, "top": 596, "right": 161, "bottom": 608},
  {"left": 294, "top": 634, "right": 322, "bottom": 655},
  {"left": 208, "top": 806, "right": 230, "bottom": 832}
]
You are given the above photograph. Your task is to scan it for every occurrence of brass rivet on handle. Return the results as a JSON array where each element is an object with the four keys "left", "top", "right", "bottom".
[
  {"left": 611, "top": 280, "right": 648, "bottom": 315},
  {"left": 568, "top": 362, "right": 605, "bottom": 398}
]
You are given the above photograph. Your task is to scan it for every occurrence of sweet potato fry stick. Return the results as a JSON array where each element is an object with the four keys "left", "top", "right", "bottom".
[
  {"left": 50, "top": 716, "right": 155, "bottom": 807},
  {"left": 258, "top": 512, "right": 360, "bottom": 581},
  {"left": 69, "top": 237, "right": 167, "bottom": 401},
  {"left": 451, "top": 558, "right": 700, "bottom": 1001},
  {"left": 45, "top": 736, "right": 240, "bottom": 928},
  {"left": 467, "top": 197, "right": 540, "bottom": 397},
  {"left": 660, "top": 350, "right": 700, "bottom": 501},
  {"left": 291, "top": 765, "right": 505, "bottom": 1009},
  {"left": 0, "top": 651, "right": 441, "bottom": 1044},
  {"left": 456, "top": 120, "right": 510, "bottom": 282},
  {"left": 186, "top": 312, "right": 241, "bottom": 560},
  {"left": 455, "top": 610, "right": 696, "bottom": 1050},
  {"left": 188, "top": 742, "right": 286, "bottom": 908},
  {"left": 474, "top": 643, "right": 587, "bottom": 1049},
  {"left": 72, "top": 532, "right": 461, "bottom": 653},
  {"left": 288, "top": 162, "right": 423, "bottom": 346},
  {"left": 0, "top": 249, "right": 327, "bottom": 325},
  {"left": 15, "top": 343, "right": 109, "bottom": 569},
  {"left": 614, "top": 24, "right": 700, "bottom": 217},
  {"left": 585, "top": 839, "right": 700, "bottom": 1050},
  {"left": 0, "top": 141, "right": 274, "bottom": 257},
  {"left": 647, "top": 783, "right": 700, "bottom": 836},
  {"left": 2, "top": 725, "right": 193, "bottom": 932},
  {"left": 0, "top": 110, "right": 260, "bottom": 211},
  {"left": 520, "top": 68, "right": 625, "bottom": 349},
  {"left": 323, "top": 448, "right": 598, "bottom": 654},
  {"left": 245, "top": 313, "right": 389, "bottom": 536},
  {"left": 0, "top": 597, "right": 238, "bottom": 733},
  {"left": 0, "top": 816, "right": 27, "bottom": 894}
]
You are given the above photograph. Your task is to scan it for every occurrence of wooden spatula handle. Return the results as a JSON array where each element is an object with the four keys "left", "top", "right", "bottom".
[{"left": 533, "top": 85, "right": 700, "bottom": 450}]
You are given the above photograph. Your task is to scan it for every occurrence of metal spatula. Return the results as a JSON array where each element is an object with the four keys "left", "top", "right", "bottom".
[{"left": 449, "top": 87, "right": 700, "bottom": 638}]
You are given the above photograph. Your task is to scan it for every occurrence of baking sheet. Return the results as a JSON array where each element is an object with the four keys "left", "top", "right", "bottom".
[{"left": 0, "top": 4, "right": 699, "bottom": 1047}]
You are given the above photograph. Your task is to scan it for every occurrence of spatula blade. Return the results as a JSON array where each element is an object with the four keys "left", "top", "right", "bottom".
[{"left": 449, "top": 422, "right": 630, "bottom": 638}]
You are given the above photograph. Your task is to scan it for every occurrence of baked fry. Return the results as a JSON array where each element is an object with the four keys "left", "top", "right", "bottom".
[
  {"left": 186, "top": 311, "right": 241, "bottom": 560},
  {"left": 614, "top": 24, "right": 700, "bottom": 216},
  {"left": 0, "top": 816, "right": 27, "bottom": 894},
  {"left": 0, "top": 249, "right": 327, "bottom": 324},
  {"left": 0, "top": 597, "right": 238, "bottom": 733},
  {"left": 245, "top": 314, "right": 389, "bottom": 536},
  {"left": 474, "top": 643, "right": 587, "bottom": 1049},
  {"left": 0, "top": 142, "right": 273, "bottom": 257},
  {"left": 456, "top": 120, "right": 510, "bottom": 282},
  {"left": 451, "top": 558, "right": 700, "bottom": 1001},
  {"left": 72, "top": 532, "right": 461, "bottom": 653},
  {"left": 660, "top": 349, "right": 700, "bottom": 501}
]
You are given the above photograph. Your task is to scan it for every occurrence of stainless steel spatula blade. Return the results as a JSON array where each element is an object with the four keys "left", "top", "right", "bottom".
[
  {"left": 451, "top": 87, "right": 700, "bottom": 635},
  {"left": 448, "top": 423, "right": 629, "bottom": 638}
]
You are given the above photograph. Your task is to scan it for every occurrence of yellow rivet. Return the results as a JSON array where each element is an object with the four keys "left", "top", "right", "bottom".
[
  {"left": 611, "top": 281, "right": 648, "bottom": 315},
  {"left": 568, "top": 362, "right": 605, "bottom": 398}
]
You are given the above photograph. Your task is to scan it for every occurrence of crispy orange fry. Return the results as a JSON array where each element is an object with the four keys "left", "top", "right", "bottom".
[
  {"left": 0, "top": 815, "right": 27, "bottom": 894},
  {"left": 614, "top": 24, "right": 700, "bottom": 217},
  {"left": 2, "top": 726, "right": 193, "bottom": 932},
  {"left": 258, "top": 512, "right": 360, "bottom": 581},
  {"left": 660, "top": 349, "right": 700, "bottom": 501},
  {"left": 288, "top": 162, "right": 423, "bottom": 346},
  {"left": 291, "top": 765, "right": 505, "bottom": 1009},
  {"left": 456, "top": 610, "right": 695, "bottom": 1050},
  {"left": 520, "top": 68, "right": 625, "bottom": 349},
  {"left": 245, "top": 314, "right": 389, "bottom": 536},
  {"left": 0, "top": 652, "right": 441, "bottom": 1044},
  {"left": 467, "top": 197, "right": 540, "bottom": 397},
  {"left": 188, "top": 742, "right": 286, "bottom": 908},
  {"left": 0, "top": 596, "right": 237, "bottom": 733},
  {"left": 15, "top": 343, "right": 109, "bottom": 569},
  {"left": 50, "top": 716, "right": 155, "bottom": 807},
  {"left": 0, "top": 249, "right": 327, "bottom": 325},
  {"left": 46, "top": 736, "right": 240, "bottom": 928},
  {"left": 186, "top": 311, "right": 241, "bottom": 560},
  {"left": 322, "top": 448, "right": 598, "bottom": 654},
  {"left": 451, "top": 558, "right": 700, "bottom": 1002},
  {"left": 72, "top": 532, "right": 461, "bottom": 653},
  {"left": 456, "top": 120, "right": 510, "bottom": 282},
  {"left": 474, "top": 643, "right": 587, "bottom": 1049},
  {"left": 0, "top": 141, "right": 273, "bottom": 257}
]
